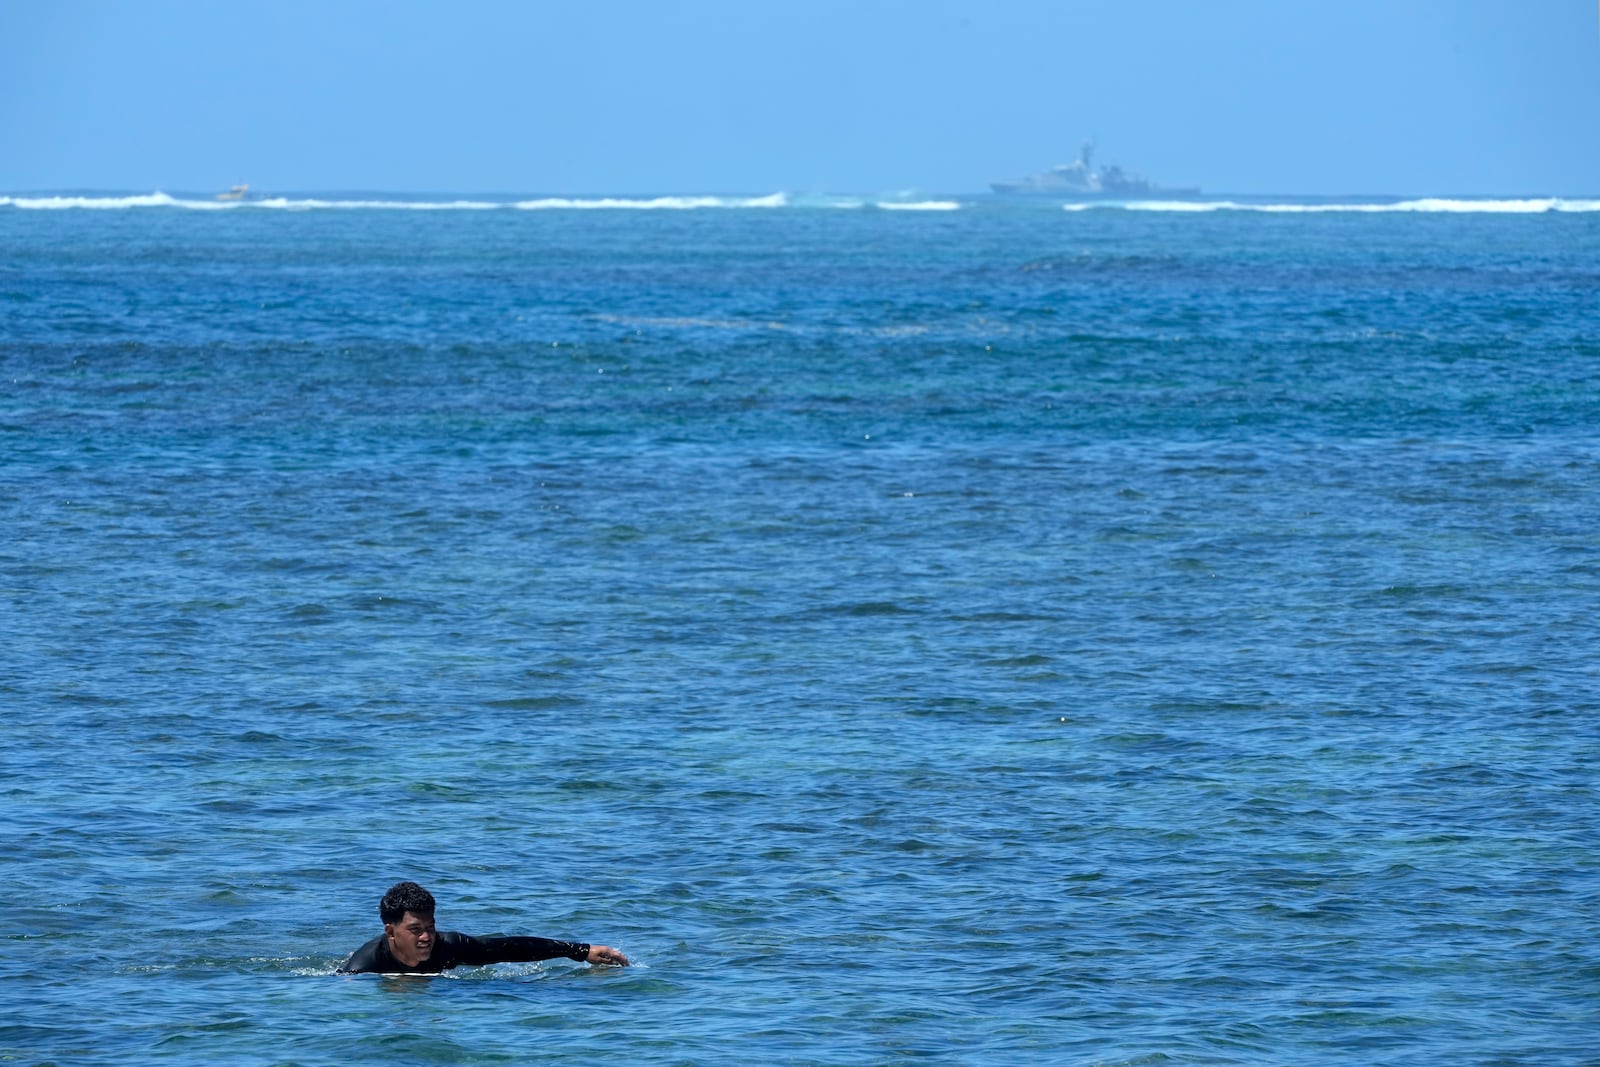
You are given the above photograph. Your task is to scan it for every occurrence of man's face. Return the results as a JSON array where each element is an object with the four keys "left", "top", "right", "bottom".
[{"left": 385, "top": 910, "right": 436, "bottom": 966}]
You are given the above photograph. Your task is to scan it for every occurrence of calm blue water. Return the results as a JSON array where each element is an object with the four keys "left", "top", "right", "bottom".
[{"left": 4, "top": 192, "right": 1598, "bottom": 1065}]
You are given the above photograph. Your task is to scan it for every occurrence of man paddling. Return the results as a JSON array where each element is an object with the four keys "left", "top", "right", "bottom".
[{"left": 338, "top": 881, "right": 629, "bottom": 974}]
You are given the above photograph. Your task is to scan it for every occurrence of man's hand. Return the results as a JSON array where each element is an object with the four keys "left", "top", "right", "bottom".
[{"left": 586, "top": 944, "right": 629, "bottom": 966}]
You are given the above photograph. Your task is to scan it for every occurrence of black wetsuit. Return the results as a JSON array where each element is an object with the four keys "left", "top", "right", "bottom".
[{"left": 337, "top": 931, "right": 591, "bottom": 974}]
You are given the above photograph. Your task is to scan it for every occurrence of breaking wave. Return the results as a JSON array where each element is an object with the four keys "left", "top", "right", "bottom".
[
  {"left": 1063, "top": 197, "right": 1600, "bottom": 214},
  {"left": 0, "top": 190, "right": 966, "bottom": 213},
  {"left": 0, "top": 191, "right": 793, "bottom": 211},
  {"left": 7, "top": 191, "right": 1593, "bottom": 215},
  {"left": 512, "top": 193, "right": 788, "bottom": 210},
  {"left": 0, "top": 192, "right": 238, "bottom": 211}
]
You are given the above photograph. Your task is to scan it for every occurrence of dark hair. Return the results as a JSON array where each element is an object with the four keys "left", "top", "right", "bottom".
[{"left": 379, "top": 881, "right": 436, "bottom": 925}]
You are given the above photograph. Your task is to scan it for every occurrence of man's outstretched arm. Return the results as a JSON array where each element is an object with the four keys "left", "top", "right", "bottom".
[{"left": 452, "top": 933, "right": 629, "bottom": 967}]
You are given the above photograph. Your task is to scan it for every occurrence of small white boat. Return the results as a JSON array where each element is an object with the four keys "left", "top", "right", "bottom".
[{"left": 216, "top": 183, "right": 250, "bottom": 201}]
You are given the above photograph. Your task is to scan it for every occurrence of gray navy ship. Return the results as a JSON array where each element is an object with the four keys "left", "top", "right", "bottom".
[{"left": 992, "top": 140, "right": 1199, "bottom": 198}]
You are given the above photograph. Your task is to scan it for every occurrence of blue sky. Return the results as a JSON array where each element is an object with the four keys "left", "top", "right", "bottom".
[{"left": 3, "top": 0, "right": 1597, "bottom": 195}]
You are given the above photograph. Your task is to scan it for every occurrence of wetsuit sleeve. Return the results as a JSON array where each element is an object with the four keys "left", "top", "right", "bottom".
[{"left": 449, "top": 934, "right": 591, "bottom": 966}]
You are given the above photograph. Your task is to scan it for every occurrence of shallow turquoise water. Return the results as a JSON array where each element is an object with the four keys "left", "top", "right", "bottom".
[{"left": 3, "top": 197, "right": 1598, "bottom": 1064}]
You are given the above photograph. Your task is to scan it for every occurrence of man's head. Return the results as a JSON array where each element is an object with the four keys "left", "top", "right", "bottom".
[
  {"left": 379, "top": 881, "right": 437, "bottom": 967},
  {"left": 379, "top": 881, "right": 436, "bottom": 925}
]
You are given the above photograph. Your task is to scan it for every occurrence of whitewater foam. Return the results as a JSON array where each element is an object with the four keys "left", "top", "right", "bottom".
[
  {"left": 6, "top": 192, "right": 1595, "bottom": 215},
  {"left": 512, "top": 194, "right": 788, "bottom": 210},
  {"left": 251, "top": 196, "right": 503, "bottom": 211},
  {"left": 0, "top": 192, "right": 236, "bottom": 211},
  {"left": 0, "top": 191, "right": 792, "bottom": 212},
  {"left": 1063, "top": 197, "right": 1600, "bottom": 214}
]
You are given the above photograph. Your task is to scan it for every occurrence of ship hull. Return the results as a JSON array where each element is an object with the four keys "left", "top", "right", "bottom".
[{"left": 990, "top": 182, "right": 1202, "bottom": 198}]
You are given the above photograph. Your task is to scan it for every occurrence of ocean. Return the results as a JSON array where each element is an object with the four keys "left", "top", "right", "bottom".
[{"left": 3, "top": 190, "right": 1598, "bottom": 1065}]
